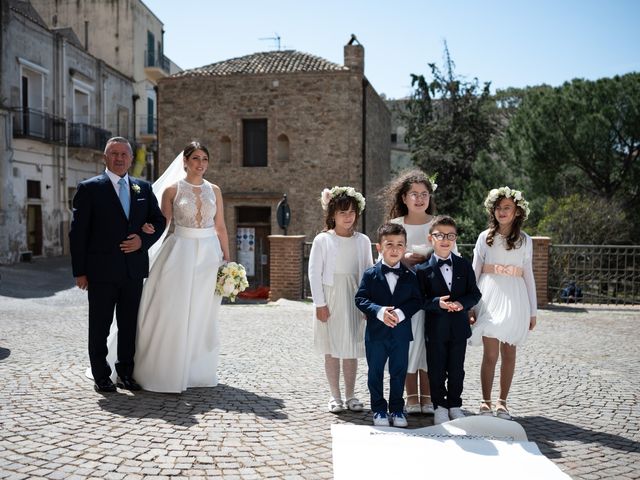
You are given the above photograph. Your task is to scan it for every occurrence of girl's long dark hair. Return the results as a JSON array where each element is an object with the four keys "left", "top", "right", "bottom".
[
  {"left": 486, "top": 197, "right": 526, "bottom": 250},
  {"left": 381, "top": 169, "right": 436, "bottom": 220},
  {"left": 323, "top": 194, "right": 360, "bottom": 232}
]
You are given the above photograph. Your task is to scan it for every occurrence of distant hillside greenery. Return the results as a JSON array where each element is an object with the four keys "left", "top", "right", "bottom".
[{"left": 403, "top": 47, "right": 640, "bottom": 244}]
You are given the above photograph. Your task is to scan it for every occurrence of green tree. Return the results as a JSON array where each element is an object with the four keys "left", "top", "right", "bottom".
[
  {"left": 505, "top": 74, "right": 640, "bottom": 207},
  {"left": 537, "top": 194, "right": 629, "bottom": 244},
  {"left": 404, "top": 44, "right": 498, "bottom": 215}
]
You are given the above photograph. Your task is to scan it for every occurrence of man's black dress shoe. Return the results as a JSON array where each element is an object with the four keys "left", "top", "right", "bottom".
[
  {"left": 117, "top": 376, "right": 142, "bottom": 391},
  {"left": 94, "top": 377, "right": 117, "bottom": 392}
]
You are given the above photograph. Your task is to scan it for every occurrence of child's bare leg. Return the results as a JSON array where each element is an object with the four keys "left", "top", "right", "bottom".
[
  {"left": 405, "top": 372, "right": 419, "bottom": 405},
  {"left": 342, "top": 358, "right": 357, "bottom": 400},
  {"left": 481, "top": 337, "right": 500, "bottom": 410},
  {"left": 498, "top": 343, "right": 517, "bottom": 400},
  {"left": 418, "top": 369, "right": 431, "bottom": 404}
]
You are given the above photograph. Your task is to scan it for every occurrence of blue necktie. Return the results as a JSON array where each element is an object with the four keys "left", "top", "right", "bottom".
[{"left": 118, "top": 178, "right": 130, "bottom": 219}]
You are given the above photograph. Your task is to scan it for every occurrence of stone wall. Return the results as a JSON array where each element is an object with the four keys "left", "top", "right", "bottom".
[{"left": 158, "top": 69, "right": 389, "bottom": 257}]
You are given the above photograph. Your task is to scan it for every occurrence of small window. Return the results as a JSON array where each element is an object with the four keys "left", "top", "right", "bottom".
[
  {"left": 276, "top": 134, "right": 289, "bottom": 162},
  {"left": 220, "top": 135, "right": 231, "bottom": 163},
  {"left": 27, "top": 180, "right": 41, "bottom": 199},
  {"left": 390, "top": 133, "right": 398, "bottom": 143},
  {"left": 243, "top": 119, "right": 267, "bottom": 167}
]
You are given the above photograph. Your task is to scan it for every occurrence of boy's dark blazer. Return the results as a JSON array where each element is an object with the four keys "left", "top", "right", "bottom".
[
  {"left": 415, "top": 253, "right": 482, "bottom": 342},
  {"left": 355, "top": 262, "right": 422, "bottom": 343}
]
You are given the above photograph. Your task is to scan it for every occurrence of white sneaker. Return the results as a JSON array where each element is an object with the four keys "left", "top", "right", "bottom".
[
  {"left": 433, "top": 406, "right": 450, "bottom": 425},
  {"left": 390, "top": 412, "right": 408, "bottom": 428},
  {"left": 373, "top": 412, "right": 390, "bottom": 426},
  {"left": 405, "top": 403, "right": 422, "bottom": 415},
  {"left": 421, "top": 403, "right": 435, "bottom": 415},
  {"left": 449, "top": 407, "right": 465, "bottom": 420}
]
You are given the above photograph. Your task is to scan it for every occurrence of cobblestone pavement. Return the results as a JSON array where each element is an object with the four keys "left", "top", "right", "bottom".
[{"left": 1, "top": 257, "right": 639, "bottom": 479}]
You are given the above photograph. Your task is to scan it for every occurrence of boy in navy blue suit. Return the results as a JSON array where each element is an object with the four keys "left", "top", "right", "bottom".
[
  {"left": 355, "top": 223, "right": 422, "bottom": 427},
  {"left": 416, "top": 215, "right": 481, "bottom": 424}
]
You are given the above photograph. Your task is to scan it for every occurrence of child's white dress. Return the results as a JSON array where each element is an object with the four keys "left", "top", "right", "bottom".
[
  {"left": 469, "top": 230, "right": 537, "bottom": 346},
  {"left": 313, "top": 235, "right": 366, "bottom": 358},
  {"left": 390, "top": 217, "right": 431, "bottom": 373}
]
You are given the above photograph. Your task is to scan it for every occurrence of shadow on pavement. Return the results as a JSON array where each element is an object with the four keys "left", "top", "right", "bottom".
[
  {"left": 519, "top": 415, "right": 640, "bottom": 458},
  {"left": 0, "top": 256, "right": 74, "bottom": 298},
  {"left": 97, "top": 383, "right": 287, "bottom": 425},
  {"left": 0, "top": 347, "right": 10, "bottom": 361}
]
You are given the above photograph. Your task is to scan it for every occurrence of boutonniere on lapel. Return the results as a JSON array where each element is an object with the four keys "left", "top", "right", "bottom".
[{"left": 131, "top": 183, "right": 141, "bottom": 195}]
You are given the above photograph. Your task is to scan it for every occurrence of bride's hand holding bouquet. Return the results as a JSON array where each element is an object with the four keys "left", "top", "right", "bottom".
[{"left": 216, "top": 261, "right": 249, "bottom": 302}]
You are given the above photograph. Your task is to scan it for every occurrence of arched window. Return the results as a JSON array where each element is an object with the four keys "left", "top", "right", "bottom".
[
  {"left": 220, "top": 135, "right": 231, "bottom": 163},
  {"left": 277, "top": 134, "right": 289, "bottom": 162}
]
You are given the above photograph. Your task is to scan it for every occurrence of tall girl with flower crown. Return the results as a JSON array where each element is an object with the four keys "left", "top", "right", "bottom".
[
  {"left": 469, "top": 187, "right": 537, "bottom": 420},
  {"left": 308, "top": 186, "right": 373, "bottom": 413}
]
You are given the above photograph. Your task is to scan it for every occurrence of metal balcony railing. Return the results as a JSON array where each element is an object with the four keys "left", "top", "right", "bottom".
[
  {"left": 136, "top": 114, "right": 157, "bottom": 136},
  {"left": 11, "top": 108, "right": 65, "bottom": 144},
  {"left": 144, "top": 50, "right": 170, "bottom": 73},
  {"left": 68, "top": 122, "right": 112, "bottom": 151}
]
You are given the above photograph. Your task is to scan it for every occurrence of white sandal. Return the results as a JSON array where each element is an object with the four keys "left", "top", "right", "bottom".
[
  {"left": 496, "top": 399, "right": 512, "bottom": 420},
  {"left": 328, "top": 398, "right": 344, "bottom": 413},
  {"left": 405, "top": 394, "right": 421, "bottom": 414},
  {"left": 478, "top": 399, "right": 493, "bottom": 416},
  {"left": 345, "top": 397, "right": 364, "bottom": 412}
]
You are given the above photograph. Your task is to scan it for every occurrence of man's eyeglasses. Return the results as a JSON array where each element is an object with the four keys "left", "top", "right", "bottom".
[
  {"left": 407, "top": 192, "right": 429, "bottom": 200},
  {"left": 431, "top": 232, "right": 458, "bottom": 241}
]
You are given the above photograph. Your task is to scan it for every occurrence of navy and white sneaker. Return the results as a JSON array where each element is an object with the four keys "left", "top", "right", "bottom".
[
  {"left": 390, "top": 411, "right": 408, "bottom": 428},
  {"left": 372, "top": 411, "right": 390, "bottom": 426}
]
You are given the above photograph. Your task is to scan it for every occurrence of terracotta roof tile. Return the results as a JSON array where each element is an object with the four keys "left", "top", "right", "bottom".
[{"left": 173, "top": 50, "right": 348, "bottom": 78}]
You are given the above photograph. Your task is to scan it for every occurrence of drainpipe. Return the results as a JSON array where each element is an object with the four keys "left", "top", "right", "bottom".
[{"left": 361, "top": 78, "right": 368, "bottom": 234}]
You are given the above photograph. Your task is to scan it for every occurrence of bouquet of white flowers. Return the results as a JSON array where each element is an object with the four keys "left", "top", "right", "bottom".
[{"left": 215, "top": 262, "right": 249, "bottom": 302}]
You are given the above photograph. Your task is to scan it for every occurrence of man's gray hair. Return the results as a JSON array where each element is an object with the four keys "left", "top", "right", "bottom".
[{"left": 104, "top": 137, "right": 133, "bottom": 156}]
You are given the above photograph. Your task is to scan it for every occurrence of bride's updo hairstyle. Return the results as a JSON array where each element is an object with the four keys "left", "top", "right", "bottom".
[{"left": 183, "top": 141, "right": 210, "bottom": 168}]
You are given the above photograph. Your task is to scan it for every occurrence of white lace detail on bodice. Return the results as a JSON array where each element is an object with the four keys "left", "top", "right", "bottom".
[{"left": 173, "top": 179, "right": 217, "bottom": 228}]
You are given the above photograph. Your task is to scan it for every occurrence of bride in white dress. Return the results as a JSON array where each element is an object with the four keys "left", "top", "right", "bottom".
[
  {"left": 134, "top": 141, "right": 230, "bottom": 392},
  {"left": 88, "top": 142, "right": 229, "bottom": 392}
]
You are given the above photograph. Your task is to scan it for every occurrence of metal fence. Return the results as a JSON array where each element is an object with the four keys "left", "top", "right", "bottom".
[
  {"left": 11, "top": 108, "right": 65, "bottom": 144},
  {"left": 549, "top": 245, "right": 640, "bottom": 305}
]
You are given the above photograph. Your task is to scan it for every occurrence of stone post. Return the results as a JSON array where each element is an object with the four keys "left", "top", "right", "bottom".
[
  {"left": 532, "top": 236, "right": 551, "bottom": 308},
  {"left": 268, "top": 235, "right": 306, "bottom": 301}
]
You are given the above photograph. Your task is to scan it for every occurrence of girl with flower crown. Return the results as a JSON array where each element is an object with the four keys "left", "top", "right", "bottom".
[
  {"left": 380, "top": 169, "right": 454, "bottom": 416},
  {"left": 469, "top": 187, "right": 537, "bottom": 420},
  {"left": 308, "top": 186, "right": 373, "bottom": 413}
]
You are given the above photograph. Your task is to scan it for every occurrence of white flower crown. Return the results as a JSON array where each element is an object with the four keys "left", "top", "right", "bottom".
[
  {"left": 320, "top": 186, "right": 366, "bottom": 213},
  {"left": 484, "top": 186, "right": 530, "bottom": 219}
]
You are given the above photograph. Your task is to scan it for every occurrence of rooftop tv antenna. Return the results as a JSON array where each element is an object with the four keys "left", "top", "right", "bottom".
[{"left": 259, "top": 32, "right": 281, "bottom": 50}]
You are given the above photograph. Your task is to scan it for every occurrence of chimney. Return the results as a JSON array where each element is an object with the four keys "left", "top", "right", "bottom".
[{"left": 344, "top": 34, "right": 364, "bottom": 73}]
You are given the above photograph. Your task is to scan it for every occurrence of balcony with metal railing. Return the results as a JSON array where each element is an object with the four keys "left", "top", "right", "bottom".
[
  {"left": 11, "top": 108, "right": 65, "bottom": 144},
  {"left": 68, "top": 122, "right": 112, "bottom": 151},
  {"left": 136, "top": 114, "right": 157, "bottom": 141},
  {"left": 144, "top": 50, "right": 171, "bottom": 82}
]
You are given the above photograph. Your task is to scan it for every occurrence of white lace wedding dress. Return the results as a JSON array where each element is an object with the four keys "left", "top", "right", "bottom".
[{"left": 133, "top": 179, "right": 224, "bottom": 392}]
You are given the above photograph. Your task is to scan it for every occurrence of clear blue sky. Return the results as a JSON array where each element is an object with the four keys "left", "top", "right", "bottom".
[{"left": 145, "top": 0, "right": 639, "bottom": 99}]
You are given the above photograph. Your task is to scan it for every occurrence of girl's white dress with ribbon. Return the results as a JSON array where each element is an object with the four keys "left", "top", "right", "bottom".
[
  {"left": 469, "top": 230, "right": 537, "bottom": 347},
  {"left": 134, "top": 179, "right": 224, "bottom": 392}
]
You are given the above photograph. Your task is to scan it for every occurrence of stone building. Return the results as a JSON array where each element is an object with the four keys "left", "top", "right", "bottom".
[
  {"left": 158, "top": 39, "right": 391, "bottom": 285},
  {"left": 387, "top": 98, "right": 413, "bottom": 174},
  {"left": 0, "top": 0, "right": 134, "bottom": 263},
  {"left": 29, "top": 0, "right": 180, "bottom": 178}
]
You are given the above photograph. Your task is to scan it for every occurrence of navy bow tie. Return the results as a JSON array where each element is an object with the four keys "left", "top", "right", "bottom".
[
  {"left": 437, "top": 258, "right": 452, "bottom": 267},
  {"left": 381, "top": 264, "right": 401, "bottom": 276}
]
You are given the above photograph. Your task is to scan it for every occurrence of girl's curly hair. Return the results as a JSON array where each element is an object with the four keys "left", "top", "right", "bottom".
[{"left": 381, "top": 169, "right": 436, "bottom": 220}]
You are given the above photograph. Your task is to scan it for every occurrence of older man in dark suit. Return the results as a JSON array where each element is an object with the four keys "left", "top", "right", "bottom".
[{"left": 69, "top": 137, "right": 165, "bottom": 392}]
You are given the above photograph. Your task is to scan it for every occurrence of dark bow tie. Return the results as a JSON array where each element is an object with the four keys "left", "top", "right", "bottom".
[
  {"left": 437, "top": 258, "right": 452, "bottom": 267},
  {"left": 381, "top": 264, "right": 401, "bottom": 276}
]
